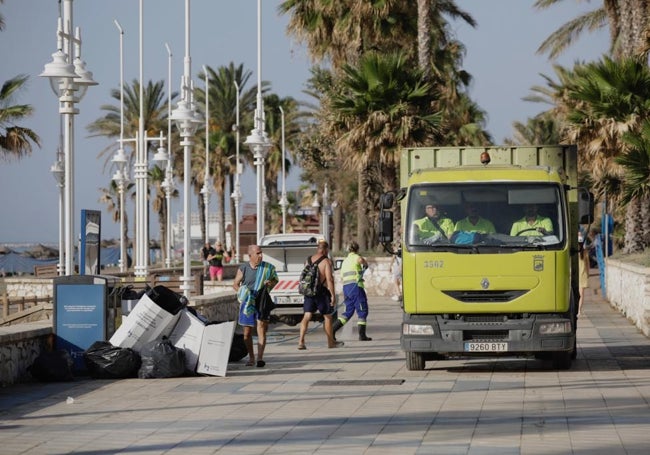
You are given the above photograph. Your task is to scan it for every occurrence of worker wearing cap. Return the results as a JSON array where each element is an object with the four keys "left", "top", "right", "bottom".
[{"left": 412, "top": 201, "right": 455, "bottom": 242}]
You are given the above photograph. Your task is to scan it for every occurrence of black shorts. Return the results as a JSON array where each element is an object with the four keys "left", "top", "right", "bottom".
[{"left": 303, "top": 289, "right": 335, "bottom": 315}]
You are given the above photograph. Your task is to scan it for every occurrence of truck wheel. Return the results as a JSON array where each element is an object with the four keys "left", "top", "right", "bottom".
[
  {"left": 551, "top": 351, "right": 572, "bottom": 370},
  {"left": 405, "top": 352, "right": 425, "bottom": 371}
]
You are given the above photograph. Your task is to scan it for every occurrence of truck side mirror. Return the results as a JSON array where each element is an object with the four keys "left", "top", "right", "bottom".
[
  {"left": 378, "top": 210, "right": 394, "bottom": 243},
  {"left": 578, "top": 189, "right": 594, "bottom": 224}
]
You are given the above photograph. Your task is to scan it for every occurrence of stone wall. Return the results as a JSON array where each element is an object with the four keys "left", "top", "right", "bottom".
[
  {"left": 605, "top": 258, "right": 650, "bottom": 336},
  {"left": 0, "top": 321, "right": 52, "bottom": 387}
]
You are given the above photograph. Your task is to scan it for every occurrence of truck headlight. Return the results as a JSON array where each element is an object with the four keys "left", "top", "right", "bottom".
[
  {"left": 539, "top": 321, "right": 571, "bottom": 334},
  {"left": 403, "top": 324, "right": 434, "bottom": 335}
]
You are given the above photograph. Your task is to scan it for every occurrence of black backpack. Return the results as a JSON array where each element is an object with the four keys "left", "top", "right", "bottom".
[{"left": 298, "top": 255, "right": 326, "bottom": 297}]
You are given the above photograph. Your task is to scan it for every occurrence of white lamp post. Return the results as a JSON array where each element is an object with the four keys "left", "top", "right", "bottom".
[
  {"left": 133, "top": 0, "right": 148, "bottom": 278},
  {"left": 244, "top": 0, "right": 272, "bottom": 244},
  {"left": 112, "top": 19, "right": 129, "bottom": 274},
  {"left": 231, "top": 80, "right": 242, "bottom": 263},
  {"left": 50, "top": 118, "right": 65, "bottom": 276},
  {"left": 279, "top": 106, "right": 288, "bottom": 234},
  {"left": 171, "top": 0, "right": 201, "bottom": 297},
  {"left": 40, "top": 0, "right": 97, "bottom": 276},
  {"left": 201, "top": 65, "right": 210, "bottom": 244},
  {"left": 163, "top": 42, "right": 174, "bottom": 268},
  {"left": 322, "top": 182, "right": 329, "bottom": 241}
]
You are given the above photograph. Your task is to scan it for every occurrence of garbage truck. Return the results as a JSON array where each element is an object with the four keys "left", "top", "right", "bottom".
[{"left": 378, "top": 145, "right": 593, "bottom": 370}]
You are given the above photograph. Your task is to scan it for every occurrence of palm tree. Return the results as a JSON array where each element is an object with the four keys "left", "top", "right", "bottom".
[
  {"left": 88, "top": 79, "right": 176, "bottom": 264},
  {"left": 326, "top": 51, "right": 443, "bottom": 248},
  {"left": 504, "top": 112, "right": 564, "bottom": 146},
  {"left": 534, "top": 0, "right": 649, "bottom": 61},
  {"left": 98, "top": 178, "right": 135, "bottom": 268},
  {"left": 0, "top": 75, "right": 40, "bottom": 161},
  {"left": 194, "top": 63, "right": 260, "bottom": 244}
]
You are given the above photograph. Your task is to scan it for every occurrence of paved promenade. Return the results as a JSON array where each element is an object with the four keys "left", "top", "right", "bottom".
[{"left": 1, "top": 273, "right": 649, "bottom": 455}]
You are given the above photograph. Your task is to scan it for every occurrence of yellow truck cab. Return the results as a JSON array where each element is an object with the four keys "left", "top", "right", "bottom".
[{"left": 379, "top": 146, "right": 593, "bottom": 370}]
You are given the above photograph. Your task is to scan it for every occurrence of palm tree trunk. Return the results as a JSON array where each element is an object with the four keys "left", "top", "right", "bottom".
[
  {"left": 624, "top": 196, "right": 644, "bottom": 253},
  {"left": 417, "top": 0, "right": 431, "bottom": 80},
  {"left": 357, "top": 171, "right": 367, "bottom": 250}
]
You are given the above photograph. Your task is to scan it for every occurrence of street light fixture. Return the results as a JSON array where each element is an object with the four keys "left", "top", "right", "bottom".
[
  {"left": 231, "top": 80, "right": 242, "bottom": 263},
  {"left": 201, "top": 65, "right": 211, "bottom": 244},
  {"left": 163, "top": 42, "right": 174, "bottom": 268},
  {"left": 50, "top": 118, "right": 65, "bottom": 276},
  {"left": 112, "top": 19, "right": 129, "bottom": 274},
  {"left": 171, "top": 0, "right": 202, "bottom": 297},
  {"left": 40, "top": 0, "right": 97, "bottom": 276},
  {"left": 279, "top": 106, "right": 288, "bottom": 234},
  {"left": 244, "top": 0, "right": 272, "bottom": 244}
]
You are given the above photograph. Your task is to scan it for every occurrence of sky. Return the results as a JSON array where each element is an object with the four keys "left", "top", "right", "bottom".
[{"left": 0, "top": 0, "right": 609, "bottom": 245}]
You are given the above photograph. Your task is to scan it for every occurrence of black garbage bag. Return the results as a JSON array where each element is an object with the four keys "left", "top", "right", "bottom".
[
  {"left": 229, "top": 332, "right": 248, "bottom": 362},
  {"left": 138, "top": 337, "right": 186, "bottom": 379},
  {"left": 145, "top": 285, "right": 186, "bottom": 315},
  {"left": 29, "top": 350, "right": 74, "bottom": 382},
  {"left": 83, "top": 341, "right": 141, "bottom": 379}
]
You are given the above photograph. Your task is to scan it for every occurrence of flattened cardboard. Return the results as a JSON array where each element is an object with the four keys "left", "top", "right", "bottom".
[
  {"left": 196, "top": 322, "right": 236, "bottom": 377},
  {"left": 109, "top": 293, "right": 180, "bottom": 352},
  {"left": 168, "top": 309, "right": 206, "bottom": 372}
]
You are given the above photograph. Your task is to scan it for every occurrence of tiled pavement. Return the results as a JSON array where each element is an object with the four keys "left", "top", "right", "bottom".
[{"left": 0, "top": 271, "right": 649, "bottom": 454}]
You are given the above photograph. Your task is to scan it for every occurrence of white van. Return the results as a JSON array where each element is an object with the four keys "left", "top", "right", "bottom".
[{"left": 260, "top": 233, "right": 324, "bottom": 326}]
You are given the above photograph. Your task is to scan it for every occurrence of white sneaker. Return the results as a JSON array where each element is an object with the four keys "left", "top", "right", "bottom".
[{"left": 391, "top": 295, "right": 399, "bottom": 301}]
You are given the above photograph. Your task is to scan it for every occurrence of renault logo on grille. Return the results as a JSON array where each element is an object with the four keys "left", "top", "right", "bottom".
[{"left": 481, "top": 278, "right": 490, "bottom": 289}]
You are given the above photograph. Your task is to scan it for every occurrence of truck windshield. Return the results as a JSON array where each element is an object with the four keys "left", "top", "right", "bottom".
[{"left": 406, "top": 183, "right": 565, "bottom": 251}]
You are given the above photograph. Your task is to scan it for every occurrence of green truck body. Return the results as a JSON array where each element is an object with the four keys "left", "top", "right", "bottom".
[{"left": 380, "top": 145, "right": 591, "bottom": 370}]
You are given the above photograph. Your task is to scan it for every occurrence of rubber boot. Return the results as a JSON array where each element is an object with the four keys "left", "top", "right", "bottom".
[
  {"left": 332, "top": 319, "right": 344, "bottom": 341},
  {"left": 358, "top": 324, "right": 372, "bottom": 341}
]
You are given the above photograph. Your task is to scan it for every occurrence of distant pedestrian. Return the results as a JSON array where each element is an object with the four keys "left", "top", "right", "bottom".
[
  {"left": 207, "top": 241, "right": 230, "bottom": 282},
  {"left": 297, "top": 240, "right": 342, "bottom": 350},
  {"left": 233, "top": 244, "right": 278, "bottom": 367},
  {"left": 332, "top": 241, "right": 372, "bottom": 341},
  {"left": 389, "top": 243, "right": 402, "bottom": 301},
  {"left": 578, "top": 229, "right": 590, "bottom": 317},
  {"left": 201, "top": 242, "right": 212, "bottom": 278}
]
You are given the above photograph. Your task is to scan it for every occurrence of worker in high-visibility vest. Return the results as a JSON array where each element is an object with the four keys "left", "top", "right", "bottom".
[{"left": 332, "top": 241, "right": 372, "bottom": 341}]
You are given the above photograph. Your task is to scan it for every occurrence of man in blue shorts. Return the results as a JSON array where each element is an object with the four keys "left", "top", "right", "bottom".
[
  {"left": 233, "top": 244, "right": 278, "bottom": 367},
  {"left": 298, "top": 240, "right": 343, "bottom": 349}
]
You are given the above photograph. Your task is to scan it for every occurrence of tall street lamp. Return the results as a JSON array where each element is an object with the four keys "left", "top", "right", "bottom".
[
  {"left": 231, "top": 80, "right": 242, "bottom": 263},
  {"left": 201, "top": 65, "right": 210, "bottom": 244},
  {"left": 163, "top": 42, "right": 174, "bottom": 268},
  {"left": 279, "top": 106, "right": 288, "bottom": 234},
  {"left": 50, "top": 117, "right": 64, "bottom": 276},
  {"left": 244, "top": 0, "right": 272, "bottom": 244},
  {"left": 40, "top": 0, "right": 97, "bottom": 276},
  {"left": 134, "top": 0, "right": 148, "bottom": 278},
  {"left": 171, "top": 0, "right": 201, "bottom": 297},
  {"left": 112, "top": 19, "right": 128, "bottom": 273}
]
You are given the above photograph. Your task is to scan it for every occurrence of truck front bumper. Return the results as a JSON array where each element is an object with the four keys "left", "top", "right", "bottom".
[{"left": 401, "top": 313, "right": 575, "bottom": 354}]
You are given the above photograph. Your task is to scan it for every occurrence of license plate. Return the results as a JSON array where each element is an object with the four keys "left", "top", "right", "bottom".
[{"left": 464, "top": 342, "right": 508, "bottom": 352}]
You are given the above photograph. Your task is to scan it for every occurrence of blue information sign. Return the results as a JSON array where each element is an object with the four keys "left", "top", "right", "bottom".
[{"left": 54, "top": 276, "right": 108, "bottom": 372}]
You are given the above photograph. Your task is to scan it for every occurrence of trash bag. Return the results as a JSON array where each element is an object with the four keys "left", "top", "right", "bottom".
[
  {"left": 83, "top": 341, "right": 141, "bottom": 379},
  {"left": 145, "top": 285, "right": 186, "bottom": 315},
  {"left": 138, "top": 337, "right": 186, "bottom": 379},
  {"left": 229, "top": 332, "right": 248, "bottom": 362},
  {"left": 29, "top": 350, "right": 74, "bottom": 382}
]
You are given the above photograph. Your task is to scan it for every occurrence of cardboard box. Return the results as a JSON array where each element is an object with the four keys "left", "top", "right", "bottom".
[
  {"left": 109, "top": 293, "right": 181, "bottom": 352},
  {"left": 196, "top": 322, "right": 236, "bottom": 377},
  {"left": 168, "top": 309, "right": 206, "bottom": 372}
]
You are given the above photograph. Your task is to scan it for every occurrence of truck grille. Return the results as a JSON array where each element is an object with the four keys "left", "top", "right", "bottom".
[
  {"left": 464, "top": 330, "right": 509, "bottom": 341},
  {"left": 443, "top": 290, "right": 526, "bottom": 303}
]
